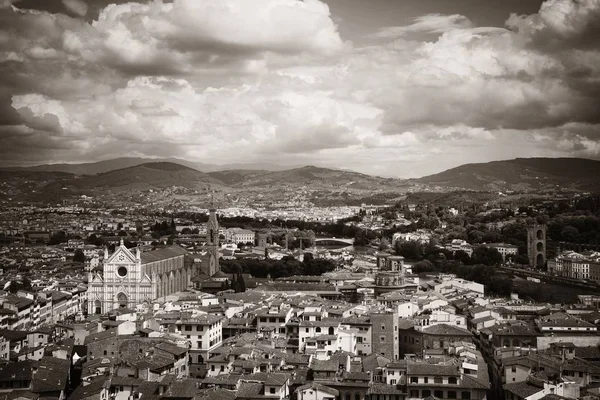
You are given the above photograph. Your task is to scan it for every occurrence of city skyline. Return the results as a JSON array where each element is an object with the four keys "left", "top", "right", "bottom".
[{"left": 1, "top": 0, "right": 599, "bottom": 178}]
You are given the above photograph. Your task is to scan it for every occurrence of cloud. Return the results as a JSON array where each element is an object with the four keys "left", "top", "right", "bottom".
[
  {"left": 507, "top": 0, "right": 600, "bottom": 50},
  {"left": 1, "top": 0, "right": 600, "bottom": 177},
  {"left": 64, "top": 0, "right": 345, "bottom": 75},
  {"left": 62, "top": 0, "right": 87, "bottom": 16},
  {"left": 373, "top": 14, "right": 475, "bottom": 38}
]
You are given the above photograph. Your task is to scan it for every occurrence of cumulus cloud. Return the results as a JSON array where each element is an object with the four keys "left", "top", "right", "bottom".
[
  {"left": 373, "top": 14, "right": 474, "bottom": 38},
  {"left": 64, "top": 0, "right": 345, "bottom": 75},
  {"left": 507, "top": 0, "right": 600, "bottom": 50},
  {"left": 1, "top": 0, "right": 600, "bottom": 176},
  {"left": 62, "top": 0, "right": 87, "bottom": 16}
]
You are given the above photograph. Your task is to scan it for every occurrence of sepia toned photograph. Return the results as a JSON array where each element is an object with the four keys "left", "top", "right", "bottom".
[{"left": 0, "top": 0, "right": 599, "bottom": 399}]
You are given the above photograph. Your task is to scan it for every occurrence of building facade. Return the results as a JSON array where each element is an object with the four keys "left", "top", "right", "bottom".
[
  {"left": 225, "top": 228, "right": 256, "bottom": 245},
  {"left": 87, "top": 241, "right": 191, "bottom": 314}
]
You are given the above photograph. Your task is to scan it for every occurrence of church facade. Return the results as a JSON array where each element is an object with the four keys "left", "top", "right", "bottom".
[{"left": 87, "top": 240, "right": 192, "bottom": 314}]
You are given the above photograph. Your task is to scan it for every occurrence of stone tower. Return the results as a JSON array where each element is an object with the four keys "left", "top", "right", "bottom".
[
  {"left": 527, "top": 224, "right": 547, "bottom": 268},
  {"left": 205, "top": 207, "right": 220, "bottom": 276}
]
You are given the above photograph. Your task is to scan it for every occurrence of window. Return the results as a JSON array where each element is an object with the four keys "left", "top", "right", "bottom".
[
  {"left": 422, "top": 391, "right": 431, "bottom": 398},
  {"left": 423, "top": 377, "right": 428, "bottom": 383},
  {"left": 511, "top": 367, "right": 516, "bottom": 373},
  {"left": 434, "top": 377, "right": 442, "bottom": 384},
  {"left": 185, "top": 325, "right": 192, "bottom": 331},
  {"left": 270, "top": 388, "right": 276, "bottom": 394},
  {"left": 410, "top": 391, "right": 419, "bottom": 398},
  {"left": 448, "top": 377, "right": 458, "bottom": 384},
  {"left": 410, "top": 377, "right": 418, "bottom": 383},
  {"left": 306, "top": 328, "right": 309, "bottom": 333},
  {"left": 390, "top": 379, "right": 396, "bottom": 385},
  {"left": 104, "top": 350, "right": 107, "bottom": 356},
  {"left": 211, "top": 365, "right": 215, "bottom": 371},
  {"left": 461, "top": 392, "right": 471, "bottom": 400},
  {"left": 434, "top": 391, "right": 443, "bottom": 398},
  {"left": 382, "top": 324, "right": 385, "bottom": 330},
  {"left": 220, "top": 366, "right": 224, "bottom": 372},
  {"left": 380, "top": 336, "right": 386, "bottom": 343},
  {"left": 448, "top": 391, "right": 457, "bottom": 399}
]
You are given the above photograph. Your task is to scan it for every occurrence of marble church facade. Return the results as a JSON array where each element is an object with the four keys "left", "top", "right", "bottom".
[{"left": 87, "top": 240, "right": 192, "bottom": 314}]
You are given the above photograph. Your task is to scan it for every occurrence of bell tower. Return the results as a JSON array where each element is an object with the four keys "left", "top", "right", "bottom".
[{"left": 205, "top": 194, "right": 220, "bottom": 276}]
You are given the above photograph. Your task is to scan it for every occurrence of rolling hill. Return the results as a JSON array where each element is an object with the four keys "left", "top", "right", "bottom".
[
  {"left": 1, "top": 157, "right": 213, "bottom": 175},
  {"left": 0, "top": 158, "right": 296, "bottom": 175},
  {"left": 225, "top": 165, "right": 399, "bottom": 190},
  {"left": 416, "top": 158, "right": 600, "bottom": 191},
  {"left": 63, "top": 162, "right": 224, "bottom": 191}
]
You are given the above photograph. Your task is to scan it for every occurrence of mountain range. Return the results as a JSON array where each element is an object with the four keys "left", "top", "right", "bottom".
[
  {"left": 415, "top": 157, "right": 600, "bottom": 191},
  {"left": 1, "top": 157, "right": 599, "bottom": 202},
  {"left": 2, "top": 157, "right": 300, "bottom": 175}
]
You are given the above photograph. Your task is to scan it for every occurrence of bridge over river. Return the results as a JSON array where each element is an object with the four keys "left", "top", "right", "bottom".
[{"left": 314, "top": 237, "right": 355, "bottom": 246}]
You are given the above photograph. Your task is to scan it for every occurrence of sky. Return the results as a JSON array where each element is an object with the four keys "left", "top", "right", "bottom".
[{"left": 1, "top": 0, "right": 600, "bottom": 178}]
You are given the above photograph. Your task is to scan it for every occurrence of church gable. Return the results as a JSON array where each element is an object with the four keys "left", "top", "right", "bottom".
[
  {"left": 107, "top": 245, "right": 136, "bottom": 265},
  {"left": 90, "top": 273, "right": 104, "bottom": 284}
]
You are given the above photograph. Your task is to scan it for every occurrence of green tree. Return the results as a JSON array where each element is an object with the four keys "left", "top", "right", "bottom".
[
  {"left": 413, "top": 260, "right": 435, "bottom": 273},
  {"left": 236, "top": 273, "right": 246, "bottom": 293},
  {"left": 73, "top": 249, "right": 85, "bottom": 263},
  {"left": 561, "top": 225, "right": 579, "bottom": 242},
  {"left": 395, "top": 241, "right": 422, "bottom": 260},
  {"left": 49, "top": 230, "right": 68, "bottom": 245},
  {"left": 472, "top": 247, "right": 503, "bottom": 266}
]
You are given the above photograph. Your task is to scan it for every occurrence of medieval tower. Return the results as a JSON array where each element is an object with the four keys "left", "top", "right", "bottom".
[
  {"left": 527, "top": 224, "right": 547, "bottom": 268},
  {"left": 205, "top": 206, "right": 220, "bottom": 276}
]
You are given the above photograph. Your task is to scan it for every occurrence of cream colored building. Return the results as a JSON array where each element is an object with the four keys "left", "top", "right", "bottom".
[{"left": 87, "top": 241, "right": 192, "bottom": 314}]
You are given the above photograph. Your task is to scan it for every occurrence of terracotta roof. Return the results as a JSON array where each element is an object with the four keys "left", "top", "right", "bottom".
[
  {"left": 67, "top": 377, "right": 110, "bottom": 400},
  {"left": 32, "top": 357, "right": 71, "bottom": 394},
  {"left": 421, "top": 324, "right": 471, "bottom": 336},
  {"left": 296, "top": 383, "right": 339, "bottom": 396},
  {"left": 504, "top": 381, "right": 543, "bottom": 399},
  {"left": 0, "top": 360, "right": 33, "bottom": 382},
  {"left": 236, "top": 382, "right": 263, "bottom": 398},
  {"left": 407, "top": 362, "right": 459, "bottom": 377},
  {"left": 140, "top": 245, "right": 187, "bottom": 264}
]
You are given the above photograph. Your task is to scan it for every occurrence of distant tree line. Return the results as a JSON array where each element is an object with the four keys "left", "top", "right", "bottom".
[{"left": 220, "top": 253, "right": 336, "bottom": 279}]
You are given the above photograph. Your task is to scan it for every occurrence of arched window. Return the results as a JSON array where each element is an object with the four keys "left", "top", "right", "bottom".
[
  {"left": 345, "top": 394, "right": 351, "bottom": 400},
  {"left": 329, "top": 327, "right": 335, "bottom": 335},
  {"left": 355, "top": 393, "right": 361, "bottom": 400},
  {"left": 94, "top": 300, "right": 101, "bottom": 315},
  {"left": 316, "top": 327, "right": 322, "bottom": 333}
]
